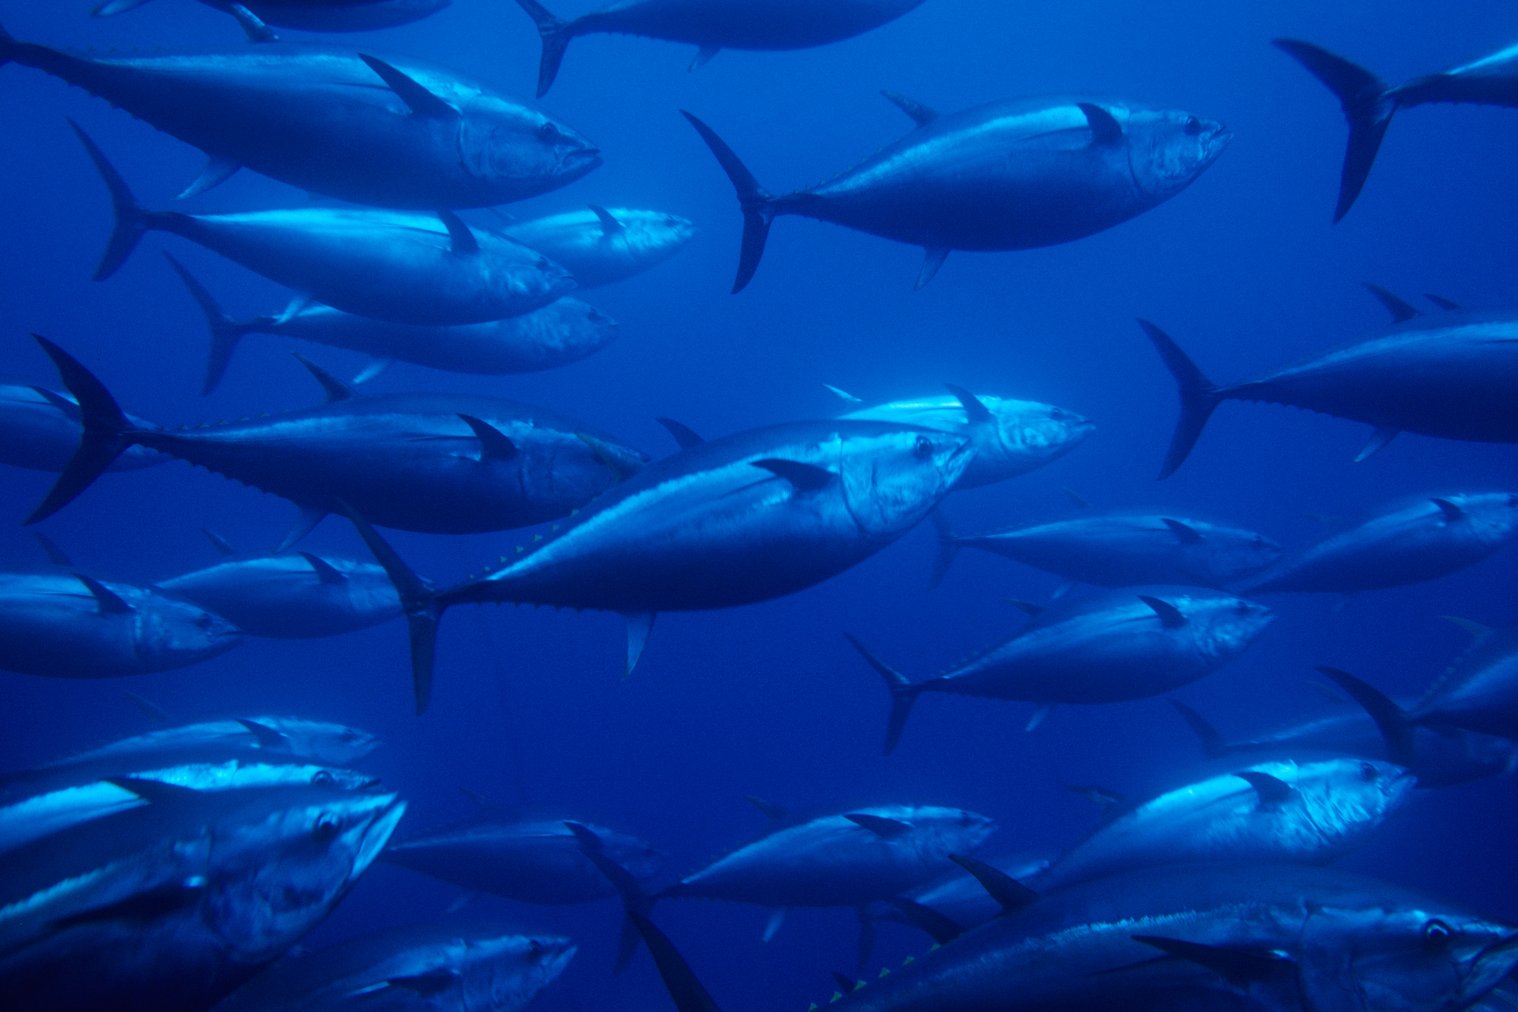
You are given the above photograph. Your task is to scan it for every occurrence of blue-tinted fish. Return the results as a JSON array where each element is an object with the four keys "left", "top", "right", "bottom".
[
  {"left": 851, "top": 587, "right": 1274, "bottom": 752},
  {"left": 384, "top": 817, "right": 662, "bottom": 904},
  {"left": 515, "top": 0, "right": 928, "bottom": 96},
  {"left": 877, "top": 852, "right": 1051, "bottom": 939},
  {"left": 1275, "top": 38, "right": 1518, "bottom": 220},
  {"left": 0, "top": 571, "right": 241, "bottom": 679},
  {"left": 684, "top": 94, "right": 1228, "bottom": 291},
  {"left": 72, "top": 125, "right": 574, "bottom": 325},
  {"left": 1246, "top": 492, "right": 1518, "bottom": 593},
  {"left": 169, "top": 257, "right": 618, "bottom": 394},
  {"left": 1142, "top": 303, "right": 1518, "bottom": 476},
  {"left": 504, "top": 206, "right": 696, "bottom": 287},
  {"left": 938, "top": 511, "right": 1282, "bottom": 588},
  {"left": 95, "top": 0, "right": 451, "bottom": 34},
  {"left": 0, "top": 380, "right": 160, "bottom": 473},
  {"left": 35, "top": 716, "right": 379, "bottom": 771},
  {"left": 354, "top": 417, "right": 971, "bottom": 710},
  {"left": 215, "top": 920, "right": 575, "bottom": 1012},
  {"left": 2, "top": 26, "right": 598, "bottom": 208},
  {"left": 1409, "top": 622, "right": 1518, "bottom": 740},
  {"left": 27, "top": 338, "right": 646, "bottom": 540},
  {"left": 0, "top": 784, "right": 405, "bottom": 1011},
  {"left": 837, "top": 390, "right": 1094, "bottom": 489}
]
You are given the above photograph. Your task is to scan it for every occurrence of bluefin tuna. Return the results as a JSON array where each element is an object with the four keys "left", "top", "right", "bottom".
[
  {"left": 1142, "top": 300, "right": 1518, "bottom": 476},
  {"left": 168, "top": 256, "right": 618, "bottom": 395},
  {"left": 850, "top": 587, "right": 1274, "bottom": 752},
  {"left": 0, "top": 571, "right": 241, "bottom": 679},
  {"left": 684, "top": 94, "right": 1228, "bottom": 291},
  {"left": 72, "top": 125, "right": 575, "bottom": 325},
  {"left": 94, "top": 0, "right": 451, "bottom": 34},
  {"left": 0, "top": 379, "right": 160, "bottom": 473},
  {"left": 26, "top": 338, "right": 647, "bottom": 540},
  {"left": 1245, "top": 492, "right": 1518, "bottom": 593},
  {"left": 938, "top": 511, "right": 1282, "bottom": 588},
  {"left": 514, "top": 0, "right": 928, "bottom": 96},
  {"left": 1, "top": 25, "right": 598, "bottom": 207},
  {"left": 503, "top": 206, "right": 697, "bottom": 287},
  {"left": 836, "top": 389, "right": 1093, "bottom": 489},
  {"left": 352, "top": 417, "right": 971, "bottom": 711},
  {"left": 33, "top": 716, "right": 379, "bottom": 771},
  {"left": 1409, "top": 622, "right": 1518, "bottom": 740},
  {"left": 0, "top": 784, "right": 405, "bottom": 1011},
  {"left": 214, "top": 920, "right": 575, "bottom": 1012},
  {"left": 1276, "top": 37, "right": 1518, "bottom": 220},
  {"left": 383, "top": 816, "right": 662, "bottom": 904}
]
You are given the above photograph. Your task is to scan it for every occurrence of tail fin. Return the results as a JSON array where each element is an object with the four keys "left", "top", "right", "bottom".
[
  {"left": 514, "top": 0, "right": 574, "bottom": 98},
  {"left": 1273, "top": 39, "right": 1397, "bottom": 222},
  {"left": 1315, "top": 666, "right": 1416, "bottom": 767},
  {"left": 680, "top": 111, "right": 776, "bottom": 293},
  {"left": 929, "top": 509, "right": 959, "bottom": 588},
  {"left": 26, "top": 336, "right": 138, "bottom": 524},
  {"left": 162, "top": 254, "right": 255, "bottom": 395},
  {"left": 1167, "top": 698, "right": 1229, "bottom": 759},
  {"left": 1137, "top": 320, "right": 1221, "bottom": 479},
  {"left": 69, "top": 121, "right": 153, "bottom": 281},
  {"left": 342, "top": 508, "right": 443, "bottom": 714},
  {"left": 844, "top": 634, "right": 923, "bottom": 755}
]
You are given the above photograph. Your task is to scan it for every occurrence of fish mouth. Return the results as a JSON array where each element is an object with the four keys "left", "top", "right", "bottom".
[
  {"left": 566, "top": 147, "right": 603, "bottom": 166},
  {"left": 352, "top": 797, "right": 408, "bottom": 879},
  {"left": 1464, "top": 931, "right": 1518, "bottom": 1003}
]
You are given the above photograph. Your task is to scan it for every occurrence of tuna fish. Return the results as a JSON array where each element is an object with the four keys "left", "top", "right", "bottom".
[
  {"left": 514, "top": 0, "right": 928, "bottom": 96},
  {"left": 0, "top": 783, "right": 405, "bottom": 1011},
  {"left": 33, "top": 716, "right": 379, "bottom": 771},
  {"left": 1141, "top": 301, "right": 1518, "bottom": 476},
  {"left": 0, "top": 25, "right": 598, "bottom": 208},
  {"left": 71, "top": 125, "right": 575, "bottom": 325},
  {"left": 26, "top": 337, "right": 646, "bottom": 540},
  {"left": 0, "top": 380, "right": 160, "bottom": 473},
  {"left": 1245, "top": 492, "right": 1518, "bottom": 593},
  {"left": 352, "top": 416, "right": 971, "bottom": 711},
  {"left": 1275, "top": 38, "right": 1518, "bottom": 220},
  {"left": 1409, "top": 622, "right": 1518, "bottom": 740},
  {"left": 1035, "top": 757, "right": 1415, "bottom": 890},
  {"left": 684, "top": 94, "right": 1229, "bottom": 291},
  {"left": 383, "top": 816, "right": 662, "bottom": 904},
  {"left": 94, "top": 0, "right": 451, "bottom": 35},
  {"left": 168, "top": 256, "right": 618, "bottom": 394},
  {"left": 876, "top": 852, "right": 1052, "bottom": 939},
  {"left": 503, "top": 206, "right": 697, "bottom": 287},
  {"left": 836, "top": 389, "right": 1094, "bottom": 489},
  {"left": 214, "top": 921, "right": 575, "bottom": 1012},
  {"left": 0, "top": 571, "right": 241, "bottom": 679},
  {"left": 938, "top": 511, "right": 1282, "bottom": 588},
  {"left": 850, "top": 587, "right": 1274, "bottom": 752}
]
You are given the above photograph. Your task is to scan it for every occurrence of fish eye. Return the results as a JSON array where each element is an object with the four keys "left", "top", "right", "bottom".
[
  {"left": 1049, "top": 408, "right": 1066, "bottom": 420},
  {"left": 1234, "top": 600, "right": 1252, "bottom": 615},
  {"left": 1423, "top": 919, "right": 1454, "bottom": 948},
  {"left": 528, "top": 939, "right": 545, "bottom": 960},
  {"left": 1357, "top": 762, "right": 1379, "bottom": 783},
  {"left": 913, "top": 435, "right": 933, "bottom": 459},
  {"left": 957, "top": 811, "right": 975, "bottom": 827},
  {"left": 311, "top": 769, "right": 337, "bottom": 788},
  {"left": 1183, "top": 116, "right": 1202, "bottom": 136},
  {"left": 535, "top": 256, "right": 550, "bottom": 270},
  {"left": 313, "top": 813, "right": 341, "bottom": 841},
  {"left": 536, "top": 121, "right": 561, "bottom": 142}
]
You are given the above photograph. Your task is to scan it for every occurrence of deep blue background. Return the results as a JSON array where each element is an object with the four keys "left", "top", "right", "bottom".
[{"left": 1, "top": 1, "right": 1516, "bottom": 1008}]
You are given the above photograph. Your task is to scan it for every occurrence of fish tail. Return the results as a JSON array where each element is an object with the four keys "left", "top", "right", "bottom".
[
  {"left": 1273, "top": 39, "right": 1398, "bottom": 222},
  {"left": 162, "top": 253, "right": 252, "bottom": 395},
  {"left": 1137, "top": 319, "right": 1221, "bottom": 480},
  {"left": 26, "top": 336, "right": 139, "bottom": 525},
  {"left": 514, "top": 0, "right": 574, "bottom": 98},
  {"left": 928, "top": 509, "right": 960, "bottom": 588},
  {"left": 1315, "top": 667, "right": 1417, "bottom": 769},
  {"left": 845, "top": 634, "right": 923, "bottom": 755},
  {"left": 343, "top": 508, "right": 445, "bottom": 714},
  {"left": 70, "top": 120, "right": 157, "bottom": 281},
  {"left": 680, "top": 111, "right": 777, "bottom": 293}
]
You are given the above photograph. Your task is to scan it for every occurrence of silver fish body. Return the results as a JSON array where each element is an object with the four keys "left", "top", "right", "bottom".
[
  {"left": 504, "top": 207, "right": 696, "bottom": 287},
  {"left": 96, "top": 0, "right": 452, "bottom": 33},
  {"left": 158, "top": 552, "right": 402, "bottom": 639},
  {"left": 0, "top": 381, "right": 159, "bottom": 472}
]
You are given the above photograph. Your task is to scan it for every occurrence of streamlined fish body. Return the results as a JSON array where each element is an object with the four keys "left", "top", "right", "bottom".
[
  {"left": 158, "top": 552, "right": 402, "bottom": 638},
  {"left": 0, "top": 381, "right": 160, "bottom": 472},
  {"left": 96, "top": 0, "right": 452, "bottom": 34},
  {"left": 504, "top": 206, "right": 696, "bottom": 287}
]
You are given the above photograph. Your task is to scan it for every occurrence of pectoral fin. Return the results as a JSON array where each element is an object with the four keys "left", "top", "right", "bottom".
[
  {"left": 1353, "top": 426, "right": 1398, "bottom": 462},
  {"left": 457, "top": 414, "right": 518, "bottom": 462},
  {"left": 1138, "top": 595, "right": 1187, "bottom": 629},
  {"left": 880, "top": 90, "right": 940, "bottom": 127},
  {"left": 298, "top": 552, "right": 347, "bottom": 585},
  {"left": 915, "top": 247, "right": 950, "bottom": 289},
  {"left": 844, "top": 813, "right": 912, "bottom": 838},
  {"left": 688, "top": 45, "right": 720, "bottom": 72},
  {"left": 76, "top": 573, "right": 131, "bottom": 614},
  {"left": 438, "top": 210, "right": 481, "bottom": 255},
  {"left": 176, "top": 156, "right": 241, "bottom": 200},
  {"left": 360, "top": 54, "right": 459, "bottom": 118},
  {"left": 1078, "top": 102, "right": 1123, "bottom": 144},
  {"left": 625, "top": 611, "right": 656, "bottom": 677},
  {"left": 751, "top": 458, "right": 833, "bottom": 492}
]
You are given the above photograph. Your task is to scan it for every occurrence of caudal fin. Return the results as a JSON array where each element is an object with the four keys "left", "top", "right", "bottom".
[
  {"left": 844, "top": 634, "right": 923, "bottom": 755},
  {"left": 1273, "top": 39, "right": 1397, "bottom": 222},
  {"left": 343, "top": 508, "right": 444, "bottom": 714},
  {"left": 70, "top": 121, "right": 154, "bottom": 281},
  {"left": 1137, "top": 319, "right": 1221, "bottom": 479},
  {"left": 680, "top": 111, "right": 776, "bottom": 293},
  {"left": 162, "top": 254, "right": 254, "bottom": 395},
  {"left": 26, "top": 336, "right": 138, "bottom": 525},
  {"left": 514, "top": 0, "right": 573, "bottom": 97}
]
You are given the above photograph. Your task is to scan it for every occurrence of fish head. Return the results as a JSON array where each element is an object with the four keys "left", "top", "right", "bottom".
[
  {"left": 984, "top": 398, "right": 1095, "bottom": 476},
  {"left": 203, "top": 789, "right": 405, "bottom": 963},
  {"left": 904, "top": 806, "right": 998, "bottom": 860},
  {"left": 1298, "top": 901, "right": 1518, "bottom": 1011},
  {"left": 598, "top": 828, "right": 665, "bottom": 882},
  {"left": 462, "top": 933, "right": 577, "bottom": 1010},
  {"left": 1204, "top": 529, "right": 1286, "bottom": 584},
  {"left": 840, "top": 426, "right": 974, "bottom": 539},
  {"left": 1126, "top": 107, "right": 1231, "bottom": 200},
  {"left": 136, "top": 596, "right": 243, "bottom": 666},
  {"left": 545, "top": 301, "right": 621, "bottom": 360},
  {"left": 1296, "top": 758, "right": 1416, "bottom": 847},
  {"left": 493, "top": 241, "right": 579, "bottom": 308},
  {"left": 615, "top": 210, "right": 698, "bottom": 262},
  {"left": 1187, "top": 593, "right": 1274, "bottom": 661},
  {"left": 258, "top": 719, "right": 381, "bottom": 765},
  {"left": 458, "top": 101, "right": 601, "bottom": 194},
  {"left": 1452, "top": 491, "right": 1518, "bottom": 545}
]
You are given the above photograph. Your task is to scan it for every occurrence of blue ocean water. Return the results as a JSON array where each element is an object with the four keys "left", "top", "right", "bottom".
[{"left": 0, "top": 1, "right": 1515, "bottom": 1008}]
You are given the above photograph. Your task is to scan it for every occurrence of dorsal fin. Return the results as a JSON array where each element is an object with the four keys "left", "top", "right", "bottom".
[
  {"left": 1161, "top": 517, "right": 1204, "bottom": 544},
  {"left": 625, "top": 611, "right": 656, "bottom": 677},
  {"left": 1423, "top": 293, "right": 1464, "bottom": 312},
  {"left": 948, "top": 854, "right": 1037, "bottom": 915},
  {"left": 457, "top": 414, "right": 518, "bottom": 461},
  {"left": 438, "top": 210, "right": 480, "bottom": 255},
  {"left": 655, "top": 417, "right": 705, "bottom": 450},
  {"left": 1363, "top": 282, "right": 1421, "bottom": 323},
  {"left": 1138, "top": 595, "right": 1187, "bottom": 629},
  {"left": 588, "top": 204, "right": 624, "bottom": 236},
  {"left": 294, "top": 355, "right": 354, "bottom": 403},
  {"left": 1078, "top": 102, "right": 1123, "bottom": 144},
  {"left": 1314, "top": 667, "right": 1415, "bottom": 766},
  {"left": 33, "top": 532, "right": 74, "bottom": 568},
  {"left": 75, "top": 572, "right": 132, "bottom": 614},
  {"left": 944, "top": 384, "right": 993, "bottom": 424},
  {"left": 1168, "top": 698, "right": 1230, "bottom": 758},
  {"left": 752, "top": 458, "right": 833, "bottom": 492},
  {"left": 880, "top": 90, "right": 940, "bottom": 127},
  {"left": 201, "top": 529, "right": 237, "bottom": 558},
  {"left": 359, "top": 54, "right": 458, "bottom": 118},
  {"left": 1234, "top": 770, "right": 1296, "bottom": 807},
  {"left": 298, "top": 552, "right": 347, "bottom": 585}
]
